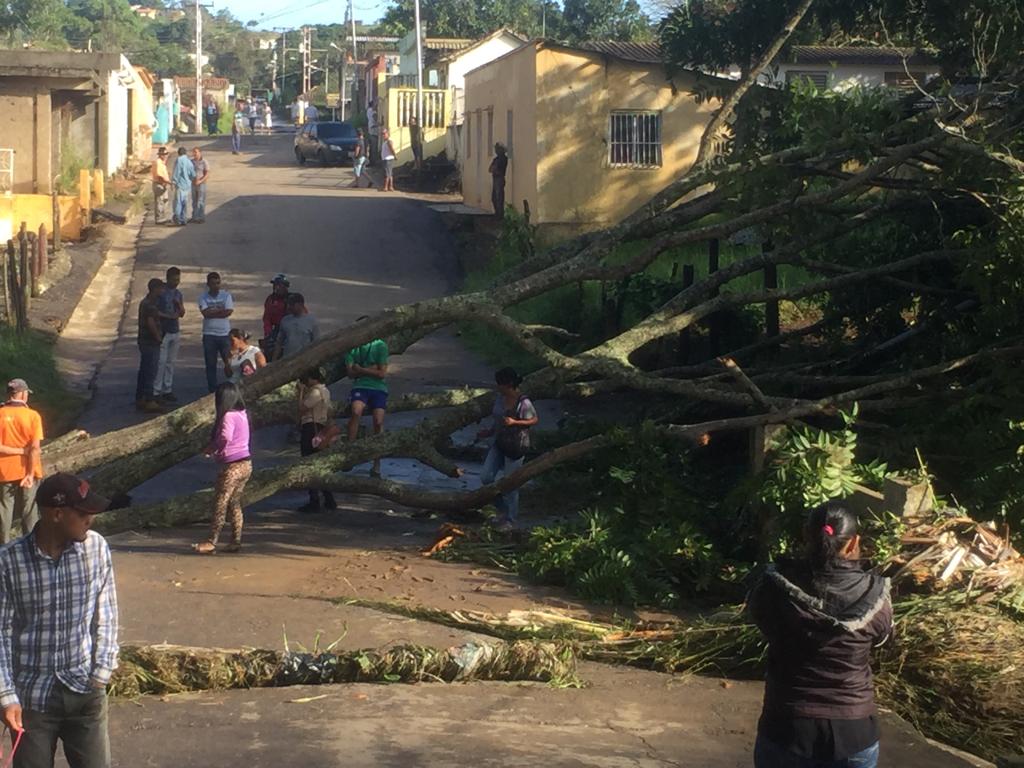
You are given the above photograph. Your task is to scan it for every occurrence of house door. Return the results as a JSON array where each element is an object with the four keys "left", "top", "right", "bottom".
[{"left": 126, "top": 89, "right": 134, "bottom": 156}]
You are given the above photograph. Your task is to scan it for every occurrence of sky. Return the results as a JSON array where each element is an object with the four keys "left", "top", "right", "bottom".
[{"left": 216, "top": 0, "right": 390, "bottom": 31}]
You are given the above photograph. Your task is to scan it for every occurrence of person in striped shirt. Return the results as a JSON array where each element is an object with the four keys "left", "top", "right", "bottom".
[{"left": 0, "top": 473, "right": 118, "bottom": 768}]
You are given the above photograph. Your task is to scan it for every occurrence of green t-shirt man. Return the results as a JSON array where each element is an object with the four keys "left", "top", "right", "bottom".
[{"left": 345, "top": 339, "right": 389, "bottom": 392}]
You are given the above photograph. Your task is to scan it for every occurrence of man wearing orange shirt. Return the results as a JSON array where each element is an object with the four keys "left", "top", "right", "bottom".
[{"left": 0, "top": 379, "right": 43, "bottom": 544}]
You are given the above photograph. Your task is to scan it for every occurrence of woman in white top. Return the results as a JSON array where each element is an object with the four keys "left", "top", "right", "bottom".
[
  {"left": 380, "top": 128, "right": 396, "bottom": 192},
  {"left": 225, "top": 329, "right": 267, "bottom": 382}
]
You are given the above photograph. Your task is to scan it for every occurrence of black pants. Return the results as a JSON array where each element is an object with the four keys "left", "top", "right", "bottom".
[
  {"left": 136, "top": 343, "right": 160, "bottom": 402},
  {"left": 491, "top": 176, "right": 505, "bottom": 216},
  {"left": 300, "top": 422, "right": 336, "bottom": 508}
]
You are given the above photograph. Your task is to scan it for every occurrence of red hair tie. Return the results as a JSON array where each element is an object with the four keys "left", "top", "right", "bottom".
[{"left": 822, "top": 524, "right": 835, "bottom": 536}]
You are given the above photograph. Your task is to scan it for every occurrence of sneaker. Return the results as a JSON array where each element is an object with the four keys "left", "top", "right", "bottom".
[
  {"left": 160, "top": 393, "right": 178, "bottom": 403},
  {"left": 136, "top": 399, "right": 164, "bottom": 414}
]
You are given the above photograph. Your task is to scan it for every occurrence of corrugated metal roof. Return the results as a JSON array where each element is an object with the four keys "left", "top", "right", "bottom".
[
  {"left": 576, "top": 41, "right": 664, "bottom": 65},
  {"left": 789, "top": 45, "right": 935, "bottom": 66}
]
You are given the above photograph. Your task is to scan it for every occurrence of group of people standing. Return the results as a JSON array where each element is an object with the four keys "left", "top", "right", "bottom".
[{"left": 151, "top": 146, "right": 210, "bottom": 227}]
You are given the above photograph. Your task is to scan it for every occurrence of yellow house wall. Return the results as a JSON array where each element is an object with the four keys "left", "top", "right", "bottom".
[
  {"left": 462, "top": 45, "right": 537, "bottom": 216},
  {"left": 534, "top": 48, "right": 717, "bottom": 231},
  {"left": 0, "top": 194, "right": 82, "bottom": 242}
]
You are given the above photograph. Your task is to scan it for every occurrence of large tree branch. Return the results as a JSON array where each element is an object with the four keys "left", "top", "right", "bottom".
[{"left": 693, "top": 0, "right": 818, "bottom": 167}]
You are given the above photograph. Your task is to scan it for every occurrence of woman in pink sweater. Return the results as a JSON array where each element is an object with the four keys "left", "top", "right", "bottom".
[{"left": 193, "top": 382, "right": 252, "bottom": 553}]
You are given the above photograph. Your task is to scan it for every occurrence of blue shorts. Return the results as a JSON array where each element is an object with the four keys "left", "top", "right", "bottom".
[{"left": 350, "top": 388, "right": 388, "bottom": 412}]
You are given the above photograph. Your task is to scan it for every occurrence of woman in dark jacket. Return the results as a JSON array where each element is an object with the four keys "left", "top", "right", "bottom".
[{"left": 748, "top": 501, "right": 893, "bottom": 768}]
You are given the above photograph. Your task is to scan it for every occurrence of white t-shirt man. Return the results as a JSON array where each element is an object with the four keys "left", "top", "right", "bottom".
[{"left": 198, "top": 290, "right": 234, "bottom": 336}]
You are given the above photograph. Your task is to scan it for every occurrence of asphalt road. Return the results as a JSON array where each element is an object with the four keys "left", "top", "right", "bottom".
[
  {"left": 54, "top": 133, "right": 987, "bottom": 768},
  {"left": 79, "top": 131, "right": 490, "bottom": 436}
]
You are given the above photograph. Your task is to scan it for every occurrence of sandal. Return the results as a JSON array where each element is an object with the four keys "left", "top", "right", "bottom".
[
  {"left": 222, "top": 542, "right": 242, "bottom": 553},
  {"left": 192, "top": 541, "right": 217, "bottom": 554}
]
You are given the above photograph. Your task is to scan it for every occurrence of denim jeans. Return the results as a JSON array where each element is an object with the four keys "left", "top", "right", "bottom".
[
  {"left": 172, "top": 186, "right": 189, "bottom": 224},
  {"left": 191, "top": 183, "right": 206, "bottom": 221},
  {"left": 754, "top": 736, "right": 879, "bottom": 768},
  {"left": 231, "top": 131, "right": 241, "bottom": 152},
  {"left": 16, "top": 685, "right": 111, "bottom": 768},
  {"left": 202, "top": 334, "right": 231, "bottom": 393},
  {"left": 480, "top": 443, "right": 523, "bottom": 522},
  {"left": 136, "top": 342, "right": 161, "bottom": 402},
  {"left": 155, "top": 331, "right": 180, "bottom": 395}
]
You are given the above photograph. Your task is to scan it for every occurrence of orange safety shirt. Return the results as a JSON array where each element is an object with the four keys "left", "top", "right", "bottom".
[{"left": 0, "top": 402, "right": 43, "bottom": 481}]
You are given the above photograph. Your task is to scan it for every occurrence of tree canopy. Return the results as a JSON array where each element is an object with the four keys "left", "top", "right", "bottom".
[{"left": 376, "top": 0, "right": 652, "bottom": 41}]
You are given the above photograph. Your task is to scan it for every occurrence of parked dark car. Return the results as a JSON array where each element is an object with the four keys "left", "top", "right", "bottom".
[{"left": 294, "top": 121, "right": 359, "bottom": 166}]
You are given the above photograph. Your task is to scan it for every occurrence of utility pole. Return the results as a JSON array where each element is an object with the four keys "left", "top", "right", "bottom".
[
  {"left": 195, "top": 0, "right": 202, "bottom": 133},
  {"left": 414, "top": 0, "right": 424, "bottom": 124},
  {"left": 301, "top": 26, "right": 312, "bottom": 97},
  {"left": 349, "top": 0, "right": 358, "bottom": 115}
]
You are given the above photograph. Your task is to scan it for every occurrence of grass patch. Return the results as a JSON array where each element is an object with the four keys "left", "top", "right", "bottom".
[{"left": 0, "top": 328, "right": 83, "bottom": 435}]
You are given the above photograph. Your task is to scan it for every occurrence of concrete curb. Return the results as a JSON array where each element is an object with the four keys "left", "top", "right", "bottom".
[{"left": 54, "top": 212, "right": 145, "bottom": 397}]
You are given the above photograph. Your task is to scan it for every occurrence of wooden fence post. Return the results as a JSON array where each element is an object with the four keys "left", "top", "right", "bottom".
[
  {"left": 708, "top": 238, "right": 721, "bottom": 355},
  {"left": 677, "top": 264, "right": 695, "bottom": 362},
  {"left": 36, "top": 224, "right": 47, "bottom": 280},
  {"left": 51, "top": 189, "right": 62, "bottom": 252},
  {"left": 18, "top": 226, "right": 31, "bottom": 328},
  {"left": 765, "top": 240, "right": 778, "bottom": 335},
  {"left": 1, "top": 240, "right": 12, "bottom": 327}
]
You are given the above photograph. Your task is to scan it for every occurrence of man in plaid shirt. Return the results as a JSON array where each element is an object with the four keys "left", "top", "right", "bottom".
[{"left": 0, "top": 473, "right": 118, "bottom": 768}]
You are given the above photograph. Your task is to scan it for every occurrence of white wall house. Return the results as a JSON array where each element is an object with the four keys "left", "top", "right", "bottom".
[
  {"left": 769, "top": 45, "right": 938, "bottom": 92},
  {"left": 436, "top": 28, "right": 526, "bottom": 166},
  {"left": 438, "top": 28, "right": 527, "bottom": 125}
]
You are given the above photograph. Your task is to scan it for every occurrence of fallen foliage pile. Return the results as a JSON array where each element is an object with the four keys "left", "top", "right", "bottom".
[
  {"left": 886, "top": 513, "right": 1024, "bottom": 612},
  {"left": 109, "top": 640, "right": 578, "bottom": 697}
]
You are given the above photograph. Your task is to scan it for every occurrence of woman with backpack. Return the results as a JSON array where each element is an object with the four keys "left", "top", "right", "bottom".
[
  {"left": 747, "top": 501, "right": 893, "bottom": 768},
  {"left": 193, "top": 382, "right": 253, "bottom": 554},
  {"left": 476, "top": 367, "right": 538, "bottom": 530}
]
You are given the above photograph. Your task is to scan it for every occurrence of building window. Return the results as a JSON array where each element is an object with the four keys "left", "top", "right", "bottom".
[
  {"left": 466, "top": 112, "right": 472, "bottom": 159},
  {"left": 786, "top": 70, "right": 828, "bottom": 90},
  {"left": 608, "top": 111, "right": 662, "bottom": 169}
]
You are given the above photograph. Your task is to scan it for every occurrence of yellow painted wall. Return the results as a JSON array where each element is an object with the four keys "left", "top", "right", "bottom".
[
  {"left": 0, "top": 194, "right": 83, "bottom": 242},
  {"left": 462, "top": 44, "right": 537, "bottom": 216},
  {"left": 534, "top": 47, "right": 716, "bottom": 229}
]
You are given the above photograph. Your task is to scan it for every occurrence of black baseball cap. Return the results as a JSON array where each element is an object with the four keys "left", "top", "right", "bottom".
[
  {"left": 271, "top": 273, "right": 290, "bottom": 286},
  {"left": 36, "top": 473, "right": 110, "bottom": 514}
]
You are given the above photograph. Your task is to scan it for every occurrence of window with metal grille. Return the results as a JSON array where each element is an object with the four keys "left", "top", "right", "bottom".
[
  {"left": 608, "top": 111, "right": 662, "bottom": 169},
  {"left": 786, "top": 70, "right": 828, "bottom": 90}
]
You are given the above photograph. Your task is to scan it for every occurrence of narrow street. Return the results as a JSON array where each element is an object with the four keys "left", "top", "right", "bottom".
[{"left": 66, "top": 134, "right": 982, "bottom": 768}]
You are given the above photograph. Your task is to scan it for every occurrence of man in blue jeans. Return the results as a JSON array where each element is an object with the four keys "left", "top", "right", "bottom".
[
  {"left": 190, "top": 147, "right": 209, "bottom": 223},
  {"left": 170, "top": 147, "right": 194, "bottom": 226},
  {"left": 198, "top": 272, "right": 234, "bottom": 392}
]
